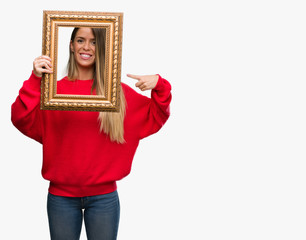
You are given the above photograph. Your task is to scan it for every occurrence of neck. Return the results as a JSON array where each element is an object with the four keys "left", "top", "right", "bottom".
[{"left": 77, "top": 66, "right": 94, "bottom": 80}]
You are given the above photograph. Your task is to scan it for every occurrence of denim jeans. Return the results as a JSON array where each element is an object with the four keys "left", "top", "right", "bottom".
[{"left": 47, "top": 190, "right": 120, "bottom": 240}]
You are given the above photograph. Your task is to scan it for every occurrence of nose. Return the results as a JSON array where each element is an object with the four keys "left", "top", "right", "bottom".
[{"left": 83, "top": 41, "right": 90, "bottom": 50}]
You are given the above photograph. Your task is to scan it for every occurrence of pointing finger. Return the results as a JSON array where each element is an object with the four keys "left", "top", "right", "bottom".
[{"left": 127, "top": 74, "right": 141, "bottom": 80}]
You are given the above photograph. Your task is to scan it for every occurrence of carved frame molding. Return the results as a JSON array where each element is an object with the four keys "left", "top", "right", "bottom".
[{"left": 41, "top": 10, "right": 123, "bottom": 112}]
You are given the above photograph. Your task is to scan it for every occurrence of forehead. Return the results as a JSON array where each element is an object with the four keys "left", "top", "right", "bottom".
[{"left": 75, "top": 28, "right": 94, "bottom": 38}]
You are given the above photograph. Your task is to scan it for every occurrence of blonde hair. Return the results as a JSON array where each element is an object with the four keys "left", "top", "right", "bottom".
[{"left": 68, "top": 27, "right": 126, "bottom": 144}]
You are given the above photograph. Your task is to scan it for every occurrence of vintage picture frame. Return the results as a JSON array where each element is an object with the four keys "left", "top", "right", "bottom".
[{"left": 41, "top": 10, "right": 123, "bottom": 111}]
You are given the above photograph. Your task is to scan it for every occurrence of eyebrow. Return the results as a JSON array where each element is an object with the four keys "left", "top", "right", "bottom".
[{"left": 75, "top": 36, "right": 95, "bottom": 40}]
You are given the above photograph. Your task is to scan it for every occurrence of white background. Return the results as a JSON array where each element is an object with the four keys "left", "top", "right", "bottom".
[
  {"left": 57, "top": 27, "right": 74, "bottom": 80},
  {"left": 1, "top": 0, "right": 306, "bottom": 239}
]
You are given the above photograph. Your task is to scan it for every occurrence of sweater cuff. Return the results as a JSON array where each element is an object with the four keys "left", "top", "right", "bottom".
[
  {"left": 153, "top": 74, "right": 171, "bottom": 92},
  {"left": 27, "top": 71, "right": 42, "bottom": 92}
]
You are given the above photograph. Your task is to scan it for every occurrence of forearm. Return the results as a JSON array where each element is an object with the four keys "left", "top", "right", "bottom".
[
  {"left": 139, "top": 75, "right": 172, "bottom": 139},
  {"left": 11, "top": 72, "right": 43, "bottom": 142}
]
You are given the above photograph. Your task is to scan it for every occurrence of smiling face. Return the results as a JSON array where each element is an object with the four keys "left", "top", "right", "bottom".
[{"left": 70, "top": 28, "right": 96, "bottom": 70}]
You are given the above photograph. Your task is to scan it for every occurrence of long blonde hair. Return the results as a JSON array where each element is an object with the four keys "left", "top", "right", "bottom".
[{"left": 67, "top": 27, "right": 126, "bottom": 144}]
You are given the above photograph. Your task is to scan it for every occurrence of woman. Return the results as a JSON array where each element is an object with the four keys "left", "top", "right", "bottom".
[{"left": 11, "top": 27, "right": 171, "bottom": 240}]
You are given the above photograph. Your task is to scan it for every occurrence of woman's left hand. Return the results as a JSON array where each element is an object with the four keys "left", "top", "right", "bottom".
[{"left": 127, "top": 74, "right": 159, "bottom": 91}]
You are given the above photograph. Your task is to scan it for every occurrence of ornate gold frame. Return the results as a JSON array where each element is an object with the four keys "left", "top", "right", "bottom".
[{"left": 41, "top": 10, "right": 123, "bottom": 111}]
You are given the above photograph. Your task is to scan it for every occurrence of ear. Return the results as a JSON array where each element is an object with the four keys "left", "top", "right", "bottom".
[{"left": 70, "top": 40, "right": 74, "bottom": 53}]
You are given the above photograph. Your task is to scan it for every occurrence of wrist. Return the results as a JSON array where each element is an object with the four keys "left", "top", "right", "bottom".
[{"left": 33, "top": 70, "right": 42, "bottom": 78}]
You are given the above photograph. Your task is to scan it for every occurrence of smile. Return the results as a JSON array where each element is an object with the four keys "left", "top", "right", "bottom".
[{"left": 80, "top": 53, "right": 92, "bottom": 60}]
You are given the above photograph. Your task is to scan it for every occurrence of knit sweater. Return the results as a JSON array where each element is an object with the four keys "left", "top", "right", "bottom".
[{"left": 11, "top": 72, "right": 171, "bottom": 197}]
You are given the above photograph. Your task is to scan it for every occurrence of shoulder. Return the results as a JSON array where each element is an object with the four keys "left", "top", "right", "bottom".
[
  {"left": 121, "top": 82, "right": 145, "bottom": 99},
  {"left": 121, "top": 82, "right": 134, "bottom": 93},
  {"left": 121, "top": 82, "right": 150, "bottom": 107},
  {"left": 57, "top": 76, "right": 69, "bottom": 83},
  {"left": 57, "top": 76, "right": 72, "bottom": 94},
  {"left": 57, "top": 76, "right": 69, "bottom": 86}
]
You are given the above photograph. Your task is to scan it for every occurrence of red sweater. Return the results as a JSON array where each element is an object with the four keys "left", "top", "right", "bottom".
[{"left": 11, "top": 72, "right": 171, "bottom": 197}]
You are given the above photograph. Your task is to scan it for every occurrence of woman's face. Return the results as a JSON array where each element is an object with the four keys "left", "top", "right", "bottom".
[{"left": 70, "top": 28, "right": 96, "bottom": 69}]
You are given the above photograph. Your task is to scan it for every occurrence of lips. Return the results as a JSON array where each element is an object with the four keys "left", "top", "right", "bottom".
[{"left": 80, "top": 53, "right": 92, "bottom": 60}]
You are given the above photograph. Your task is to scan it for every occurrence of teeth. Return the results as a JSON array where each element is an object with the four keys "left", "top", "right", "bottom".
[{"left": 81, "top": 54, "right": 91, "bottom": 57}]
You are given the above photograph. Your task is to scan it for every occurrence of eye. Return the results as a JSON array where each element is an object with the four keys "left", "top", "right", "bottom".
[
  {"left": 91, "top": 41, "right": 96, "bottom": 46},
  {"left": 76, "top": 39, "right": 83, "bottom": 43}
]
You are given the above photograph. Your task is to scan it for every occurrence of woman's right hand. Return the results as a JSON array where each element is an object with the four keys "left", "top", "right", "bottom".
[{"left": 33, "top": 55, "right": 53, "bottom": 77}]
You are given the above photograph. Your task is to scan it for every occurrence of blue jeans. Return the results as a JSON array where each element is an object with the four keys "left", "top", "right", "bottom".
[{"left": 47, "top": 190, "right": 120, "bottom": 240}]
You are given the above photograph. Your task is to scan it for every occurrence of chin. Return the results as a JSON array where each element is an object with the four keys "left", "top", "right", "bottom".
[{"left": 77, "top": 61, "right": 95, "bottom": 68}]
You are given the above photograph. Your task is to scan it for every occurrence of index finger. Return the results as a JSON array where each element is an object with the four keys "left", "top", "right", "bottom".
[
  {"left": 36, "top": 55, "right": 52, "bottom": 62},
  {"left": 126, "top": 74, "right": 141, "bottom": 80}
]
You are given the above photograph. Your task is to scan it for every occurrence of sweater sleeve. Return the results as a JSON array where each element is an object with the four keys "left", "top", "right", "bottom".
[
  {"left": 11, "top": 72, "right": 43, "bottom": 143},
  {"left": 139, "top": 75, "right": 172, "bottom": 139}
]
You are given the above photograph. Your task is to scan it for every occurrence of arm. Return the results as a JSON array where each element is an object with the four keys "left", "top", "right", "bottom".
[
  {"left": 11, "top": 56, "right": 53, "bottom": 143},
  {"left": 11, "top": 72, "right": 43, "bottom": 143},
  {"left": 127, "top": 74, "right": 172, "bottom": 139}
]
